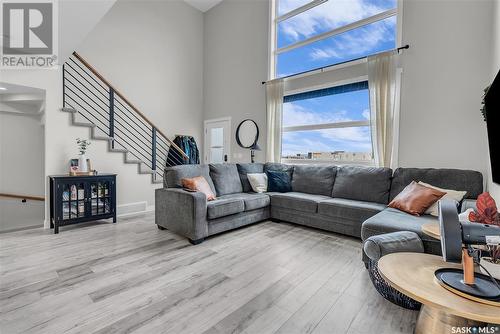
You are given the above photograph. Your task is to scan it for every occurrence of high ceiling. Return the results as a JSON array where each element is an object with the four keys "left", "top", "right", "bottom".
[{"left": 184, "top": 0, "right": 223, "bottom": 12}]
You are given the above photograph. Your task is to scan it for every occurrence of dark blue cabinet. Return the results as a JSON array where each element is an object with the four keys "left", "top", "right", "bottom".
[{"left": 49, "top": 174, "right": 116, "bottom": 233}]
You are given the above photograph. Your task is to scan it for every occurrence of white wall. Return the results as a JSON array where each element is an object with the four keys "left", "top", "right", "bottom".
[
  {"left": 203, "top": 0, "right": 269, "bottom": 163},
  {"left": 77, "top": 0, "right": 204, "bottom": 152},
  {"left": 0, "top": 113, "right": 45, "bottom": 231},
  {"left": 398, "top": 0, "right": 492, "bottom": 178},
  {"left": 488, "top": 0, "right": 500, "bottom": 201},
  {"left": 58, "top": 0, "right": 116, "bottom": 63}
]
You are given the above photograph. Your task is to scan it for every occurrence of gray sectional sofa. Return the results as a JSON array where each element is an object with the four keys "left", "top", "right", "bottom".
[{"left": 155, "top": 163, "right": 483, "bottom": 255}]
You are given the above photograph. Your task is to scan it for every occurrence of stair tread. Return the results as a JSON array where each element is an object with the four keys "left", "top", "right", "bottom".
[
  {"left": 61, "top": 107, "right": 77, "bottom": 113},
  {"left": 110, "top": 148, "right": 128, "bottom": 153},
  {"left": 73, "top": 122, "right": 96, "bottom": 128},
  {"left": 92, "top": 135, "right": 113, "bottom": 141}
]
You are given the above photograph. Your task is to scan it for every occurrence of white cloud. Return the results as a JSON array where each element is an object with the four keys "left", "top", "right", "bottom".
[
  {"left": 362, "top": 109, "right": 370, "bottom": 120},
  {"left": 283, "top": 102, "right": 350, "bottom": 127},
  {"left": 279, "top": 0, "right": 391, "bottom": 42},
  {"left": 279, "top": 0, "right": 396, "bottom": 62},
  {"left": 281, "top": 102, "right": 372, "bottom": 155},
  {"left": 310, "top": 48, "right": 341, "bottom": 60},
  {"left": 308, "top": 17, "right": 395, "bottom": 61}
]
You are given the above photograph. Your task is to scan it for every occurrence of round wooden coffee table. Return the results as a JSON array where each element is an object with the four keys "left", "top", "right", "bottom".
[{"left": 378, "top": 253, "right": 500, "bottom": 333}]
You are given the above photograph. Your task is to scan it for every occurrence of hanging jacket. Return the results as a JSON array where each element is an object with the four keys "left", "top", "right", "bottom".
[{"left": 166, "top": 135, "right": 199, "bottom": 166}]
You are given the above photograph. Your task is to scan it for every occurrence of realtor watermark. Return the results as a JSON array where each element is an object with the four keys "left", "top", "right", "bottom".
[
  {"left": 1, "top": 0, "right": 58, "bottom": 69},
  {"left": 451, "top": 326, "right": 500, "bottom": 334}
]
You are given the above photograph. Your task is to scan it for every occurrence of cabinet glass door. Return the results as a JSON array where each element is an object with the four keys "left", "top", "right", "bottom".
[
  {"left": 90, "top": 180, "right": 111, "bottom": 215},
  {"left": 61, "top": 182, "right": 86, "bottom": 220}
]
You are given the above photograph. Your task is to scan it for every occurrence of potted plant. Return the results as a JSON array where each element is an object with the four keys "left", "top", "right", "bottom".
[
  {"left": 76, "top": 138, "right": 91, "bottom": 172},
  {"left": 469, "top": 192, "right": 500, "bottom": 279}
]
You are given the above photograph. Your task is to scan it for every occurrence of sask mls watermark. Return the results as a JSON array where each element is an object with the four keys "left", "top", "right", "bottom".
[{"left": 1, "top": 0, "right": 58, "bottom": 69}]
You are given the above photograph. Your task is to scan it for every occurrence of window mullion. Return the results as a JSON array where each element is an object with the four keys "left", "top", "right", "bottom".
[
  {"left": 276, "top": 8, "right": 397, "bottom": 55},
  {"left": 283, "top": 120, "right": 370, "bottom": 132},
  {"left": 276, "top": 0, "right": 328, "bottom": 23}
]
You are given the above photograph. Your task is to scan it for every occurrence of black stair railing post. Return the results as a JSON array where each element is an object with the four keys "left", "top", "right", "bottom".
[
  {"left": 62, "top": 64, "right": 65, "bottom": 107},
  {"left": 109, "top": 87, "right": 115, "bottom": 149},
  {"left": 152, "top": 127, "right": 157, "bottom": 179}
]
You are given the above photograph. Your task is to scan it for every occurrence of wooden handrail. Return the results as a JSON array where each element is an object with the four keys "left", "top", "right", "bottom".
[
  {"left": 72, "top": 51, "right": 189, "bottom": 161},
  {"left": 0, "top": 193, "right": 45, "bottom": 201}
]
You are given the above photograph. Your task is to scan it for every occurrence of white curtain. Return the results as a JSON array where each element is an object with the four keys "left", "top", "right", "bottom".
[
  {"left": 265, "top": 79, "right": 284, "bottom": 162},
  {"left": 368, "top": 51, "right": 398, "bottom": 168}
]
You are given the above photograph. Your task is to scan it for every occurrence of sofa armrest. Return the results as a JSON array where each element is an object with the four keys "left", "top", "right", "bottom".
[
  {"left": 155, "top": 188, "right": 208, "bottom": 241},
  {"left": 363, "top": 231, "right": 424, "bottom": 261},
  {"left": 460, "top": 199, "right": 477, "bottom": 213}
]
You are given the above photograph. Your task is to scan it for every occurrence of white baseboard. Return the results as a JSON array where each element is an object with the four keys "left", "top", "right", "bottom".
[
  {"left": 42, "top": 202, "right": 154, "bottom": 228},
  {"left": 117, "top": 201, "right": 154, "bottom": 218}
]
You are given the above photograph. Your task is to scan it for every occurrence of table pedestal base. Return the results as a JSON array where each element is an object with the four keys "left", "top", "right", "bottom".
[{"left": 415, "top": 305, "right": 486, "bottom": 334}]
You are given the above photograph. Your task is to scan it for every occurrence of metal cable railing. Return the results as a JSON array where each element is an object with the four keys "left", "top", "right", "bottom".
[{"left": 63, "top": 52, "right": 189, "bottom": 181}]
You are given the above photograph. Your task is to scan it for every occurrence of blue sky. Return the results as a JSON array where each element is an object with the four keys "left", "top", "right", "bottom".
[
  {"left": 282, "top": 89, "right": 372, "bottom": 156},
  {"left": 278, "top": 0, "right": 396, "bottom": 156}
]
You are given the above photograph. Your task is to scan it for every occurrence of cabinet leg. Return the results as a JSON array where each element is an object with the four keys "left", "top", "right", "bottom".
[
  {"left": 54, "top": 224, "right": 59, "bottom": 234},
  {"left": 113, "top": 215, "right": 117, "bottom": 223}
]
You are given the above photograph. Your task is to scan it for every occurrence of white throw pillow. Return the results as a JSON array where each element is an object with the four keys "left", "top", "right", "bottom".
[
  {"left": 418, "top": 181, "right": 467, "bottom": 216},
  {"left": 247, "top": 173, "right": 268, "bottom": 193}
]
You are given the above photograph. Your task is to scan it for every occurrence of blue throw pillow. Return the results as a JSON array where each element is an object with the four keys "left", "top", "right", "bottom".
[{"left": 266, "top": 170, "right": 292, "bottom": 192}]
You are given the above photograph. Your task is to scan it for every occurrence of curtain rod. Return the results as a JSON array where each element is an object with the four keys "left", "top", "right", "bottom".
[{"left": 262, "top": 44, "right": 410, "bottom": 85}]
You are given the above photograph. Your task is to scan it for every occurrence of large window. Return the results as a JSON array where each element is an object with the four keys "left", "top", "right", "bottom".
[
  {"left": 273, "top": 0, "right": 398, "bottom": 77},
  {"left": 282, "top": 81, "right": 373, "bottom": 164}
]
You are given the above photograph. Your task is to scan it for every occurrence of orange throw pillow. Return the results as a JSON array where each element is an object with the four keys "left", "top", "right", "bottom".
[
  {"left": 388, "top": 181, "right": 446, "bottom": 216},
  {"left": 181, "top": 176, "right": 216, "bottom": 201}
]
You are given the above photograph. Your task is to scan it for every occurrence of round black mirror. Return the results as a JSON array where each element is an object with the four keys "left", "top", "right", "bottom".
[{"left": 236, "top": 119, "right": 259, "bottom": 149}]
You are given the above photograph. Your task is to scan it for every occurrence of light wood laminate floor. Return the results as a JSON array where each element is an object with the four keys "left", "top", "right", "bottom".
[{"left": 0, "top": 214, "right": 417, "bottom": 334}]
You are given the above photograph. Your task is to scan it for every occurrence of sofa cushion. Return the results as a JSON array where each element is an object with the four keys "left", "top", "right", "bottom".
[
  {"left": 218, "top": 193, "right": 270, "bottom": 211},
  {"left": 292, "top": 165, "right": 336, "bottom": 196},
  {"left": 237, "top": 163, "right": 264, "bottom": 192},
  {"left": 361, "top": 207, "right": 438, "bottom": 243},
  {"left": 209, "top": 164, "right": 243, "bottom": 196},
  {"left": 318, "top": 198, "right": 386, "bottom": 222},
  {"left": 164, "top": 165, "right": 216, "bottom": 194},
  {"left": 332, "top": 166, "right": 392, "bottom": 204},
  {"left": 207, "top": 197, "right": 244, "bottom": 219},
  {"left": 390, "top": 167, "right": 483, "bottom": 201},
  {"left": 271, "top": 192, "right": 331, "bottom": 213}
]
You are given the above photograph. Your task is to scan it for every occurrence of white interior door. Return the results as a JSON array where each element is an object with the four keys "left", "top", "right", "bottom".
[{"left": 204, "top": 118, "right": 231, "bottom": 164}]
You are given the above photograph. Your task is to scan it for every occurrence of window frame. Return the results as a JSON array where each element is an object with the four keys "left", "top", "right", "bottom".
[
  {"left": 281, "top": 77, "right": 374, "bottom": 165},
  {"left": 270, "top": 0, "right": 402, "bottom": 79}
]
